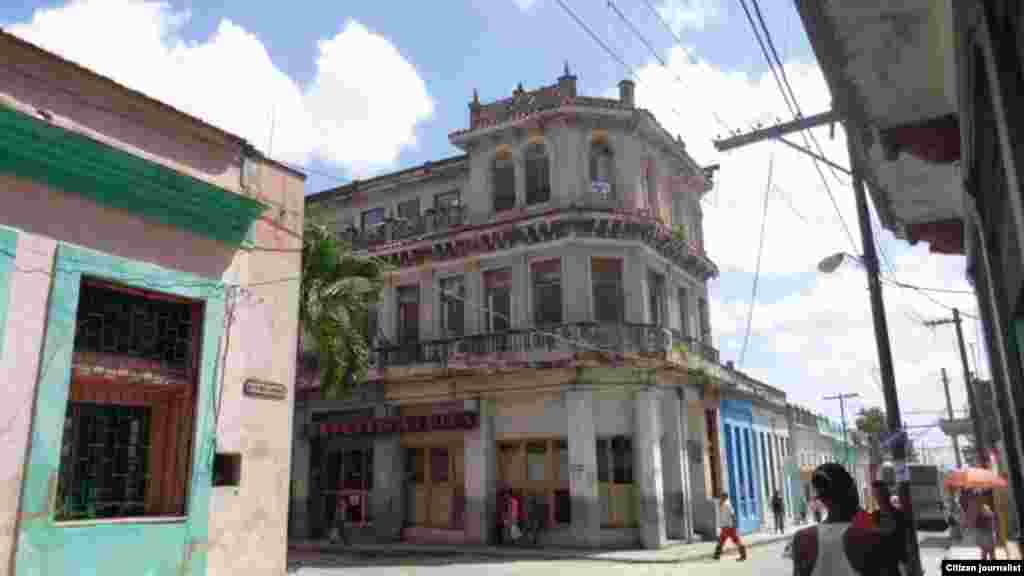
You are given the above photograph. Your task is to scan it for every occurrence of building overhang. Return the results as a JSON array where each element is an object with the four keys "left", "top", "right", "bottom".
[
  {"left": 939, "top": 417, "right": 973, "bottom": 436},
  {"left": 0, "top": 103, "right": 266, "bottom": 246},
  {"left": 794, "top": 0, "right": 965, "bottom": 255}
]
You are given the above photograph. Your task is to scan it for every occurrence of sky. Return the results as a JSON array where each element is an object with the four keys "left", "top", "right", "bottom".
[{"left": 0, "top": 0, "right": 985, "bottom": 452}]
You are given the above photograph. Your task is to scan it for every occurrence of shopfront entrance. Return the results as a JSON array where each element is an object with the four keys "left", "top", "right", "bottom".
[
  {"left": 404, "top": 436, "right": 464, "bottom": 530},
  {"left": 311, "top": 437, "right": 374, "bottom": 538},
  {"left": 497, "top": 438, "right": 571, "bottom": 528}
]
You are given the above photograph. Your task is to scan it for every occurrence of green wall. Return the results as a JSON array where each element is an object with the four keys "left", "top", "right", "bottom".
[{"left": 15, "top": 242, "right": 226, "bottom": 576}]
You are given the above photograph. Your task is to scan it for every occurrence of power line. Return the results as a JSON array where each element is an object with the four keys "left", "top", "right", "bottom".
[
  {"left": 609, "top": 0, "right": 730, "bottom": 132},
  {"left": 739, "top": 151, "right": 773, "bottom": 367},
  {"left": 734, "top": 0, "right": 858, "bottom": 254}
]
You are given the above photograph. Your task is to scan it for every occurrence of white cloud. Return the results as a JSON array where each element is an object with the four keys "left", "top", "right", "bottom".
[
  {"left": 514, "top": 0, "right": 538, "bottom": 11},
  {"left": 7, "top": 0, "right": 434, "bottom": 178},
  {"left": 656, "top": 0, "right": 719, "bottom": 33},
  {"left": 630, "top": 46, "right": 980, "bottom": 450}
]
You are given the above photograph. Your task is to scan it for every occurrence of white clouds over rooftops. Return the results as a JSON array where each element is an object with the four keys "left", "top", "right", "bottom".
[{"left": 7, "top": 0, "right": 434, "bottom": 178}]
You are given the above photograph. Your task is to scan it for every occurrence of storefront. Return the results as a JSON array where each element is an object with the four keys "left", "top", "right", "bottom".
[{"left": 719, "top": 399, "right": 762, "bottom": 534}]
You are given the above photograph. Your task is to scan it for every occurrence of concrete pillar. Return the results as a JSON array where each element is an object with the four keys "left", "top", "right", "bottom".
[
  {"left": 624, "top": 249, "right": 646, "bottom": 324},
  {"left": 661, "top": 387, "right": 691, "bottom": 541},
  {"left": 566, "top": 388, "right": 600, "bottom": 547},
  {"left": 373, "top": 406, "right": 404, "bottom": 541},
  {"left": 289, "top": 408, "right": 312, "bottom": 539},
  {"left": 635, "top": 388, "right": 667, "bottom": 549},
  {"left": 564, "top": 246, "right": 591, "bottom": 324},
  {"left": 464, "top": 398, "right": 496, "bottom": 544}
]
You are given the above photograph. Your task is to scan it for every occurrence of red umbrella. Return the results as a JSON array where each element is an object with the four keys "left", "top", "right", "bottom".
[{"left": 944, "top": 467, "right": 1008, "bottom": 490}]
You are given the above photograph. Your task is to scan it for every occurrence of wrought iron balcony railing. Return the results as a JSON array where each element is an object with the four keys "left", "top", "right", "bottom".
[
  {"left": 670, "top": 331, "right": 721, "bottom": 364},
  {"left": 373, "top": 322, "right": 673, "bottom": 367},
  {"left": 341, "top": 206, "right": 468, "bottom": 249}
]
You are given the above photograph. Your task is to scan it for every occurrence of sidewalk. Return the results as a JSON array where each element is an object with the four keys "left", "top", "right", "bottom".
[{"left": 289, "top": 524, "right": 803, "bottom": 565}]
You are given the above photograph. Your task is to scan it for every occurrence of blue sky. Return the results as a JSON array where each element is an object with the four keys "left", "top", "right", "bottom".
[{"left": 1, "top": 0, "right": 984, "bottom": 457}]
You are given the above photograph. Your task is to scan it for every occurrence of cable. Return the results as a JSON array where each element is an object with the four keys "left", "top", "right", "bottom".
[
  {"left": 739, "top": 151, "right": 773, "bottom": 367},
  {"left": 734, "top": 0, "right": 858, "bottom": 254},
  {"left": 609, "top": 0, "right": 730, "bottom": 132}
]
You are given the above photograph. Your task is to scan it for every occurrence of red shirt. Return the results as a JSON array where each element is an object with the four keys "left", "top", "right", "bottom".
[{"left": 852, "top": 510, "right": 875, "bottom": 529}]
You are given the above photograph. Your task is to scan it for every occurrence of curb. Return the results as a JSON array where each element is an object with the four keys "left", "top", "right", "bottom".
[{"left": 289, "top": 531, "right": 796, "bottom": 565}]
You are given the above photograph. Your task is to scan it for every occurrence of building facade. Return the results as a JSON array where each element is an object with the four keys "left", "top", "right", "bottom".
[
  {"left": 788, "top": 405, "right": 868, "bottom": 519},
  {"left": 0, "top": 32, "right": 304, "bottom": 576},
  {"left": 717, "top": 371, "right": 793, "bottom": 535},
  {"left": 293, "top": 68, "right": 728, "bottom": 550}
]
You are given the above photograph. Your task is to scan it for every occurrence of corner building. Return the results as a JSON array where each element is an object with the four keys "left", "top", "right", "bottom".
[{"left": 293, "top": 67, "right": 729, "bottom": 549}]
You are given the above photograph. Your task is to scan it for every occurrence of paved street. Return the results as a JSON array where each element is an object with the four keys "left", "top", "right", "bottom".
[
  {"left": 290, "top": 540, "right": 790, "bottom": 575},
  {"left": 289, "top": 532, "right": 958, "bottom": 575}
]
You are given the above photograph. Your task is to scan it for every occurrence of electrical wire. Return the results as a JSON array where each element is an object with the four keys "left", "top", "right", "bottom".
[
  {"left": 734, "top": 0, "right": 858, "bottom": 254},
  {"left": 739, "top": 151, "right": 773, "bottom": 367},
  {"left": 608, "top": 0, "right": 730, "bottom": 132}
]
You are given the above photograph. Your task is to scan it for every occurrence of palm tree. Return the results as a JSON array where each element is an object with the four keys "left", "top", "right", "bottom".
[{"left": 299, "top": 220, "right": 387, "bottom": 399}]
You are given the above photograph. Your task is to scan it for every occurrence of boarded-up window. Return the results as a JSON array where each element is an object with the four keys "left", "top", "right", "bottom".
[
  {"left": 592, "top": 258, "right": 623, "bottom": 324},
  {"left": 532, "top": 260, "right": 562, "bottom": 325}
]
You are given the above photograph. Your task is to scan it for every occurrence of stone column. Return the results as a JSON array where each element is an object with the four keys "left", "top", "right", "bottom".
[
  {"left": 635, "top": 387, "right": 666, "bottom": 549},
  {"left": 660, "top": 387, "right": 689, "bottom": 541},
  {"left": 373, "top": 405, "right": 404, "bottom": 541},
  {"left": 566, "top": 388, "right": 600, "bottom": 547},
  {"left": 464, "top": 398, "right": 496, "bottom": 544}
]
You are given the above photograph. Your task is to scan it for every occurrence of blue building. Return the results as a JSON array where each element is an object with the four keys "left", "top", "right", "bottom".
[{"left": 719, "top": 399, "right": 762, "bottom": 534}]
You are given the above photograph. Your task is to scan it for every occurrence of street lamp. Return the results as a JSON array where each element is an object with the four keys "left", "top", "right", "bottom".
[{"left": 817, "top": 251, "right": 861, "bottom": 274}]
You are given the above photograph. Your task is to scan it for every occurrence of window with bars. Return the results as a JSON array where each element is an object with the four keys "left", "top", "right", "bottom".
[
  {"left": 493, "top": 154, "right": 516, "bottom": 212},
  {"left": 440, "top": 276, "right": 465, "bottom": 337},
  {"left": 57, "top": 404, "right": 151, "bottom": 521},
  {"left": 525, "top": 143, "right": 551, "bottom": 205},
  {"left": 484, "top": 269, "right": 512, "bottom": 332},
  {"left": 531, "top": 260, "right": 562, "bottom": 326},
  {"left": 58, "top": 280, "right": 200, "bottom": 522},
  {"left": 592, "top": 258, "right": 623, "bottom": 324}
]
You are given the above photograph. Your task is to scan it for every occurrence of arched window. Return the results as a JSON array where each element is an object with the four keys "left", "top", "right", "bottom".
[
  {"left": 589, "top": 142, "right": 614, "bottom": 201},
  {"left": 525, "top": 142, "right": 550, "bottom": 205},
  {"left": 493, "top": 150, "right": 516, "bottom": 212}
]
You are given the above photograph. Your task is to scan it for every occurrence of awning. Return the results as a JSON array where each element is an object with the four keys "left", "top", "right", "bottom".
[{"left": 793, "top": 0, "right": 964, "bottom": 254}]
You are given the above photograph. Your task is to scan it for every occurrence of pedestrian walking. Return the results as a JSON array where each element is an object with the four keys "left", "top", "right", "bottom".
[
  {"left": 712, "top": 492, "right": 746, "bottom": 561},
  {"left": 772, "top": 490, "right": 785, "bottom": 534},
  {"left": 790, "top": 463, "right": 903, "bottom": 576},
  {"left": 976, "top": 503, "right": 997, "bottom": 560}
]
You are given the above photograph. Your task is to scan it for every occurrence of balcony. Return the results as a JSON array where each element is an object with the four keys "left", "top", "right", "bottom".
[
  {"left": 341, "top": 205, "right": 468, "bottom": 250},
  {"left": 671, "top": 331, "right": 721, "bottom": 364},
  {"left": 373, "top": 322, "right": 674, "bottom": 368}
]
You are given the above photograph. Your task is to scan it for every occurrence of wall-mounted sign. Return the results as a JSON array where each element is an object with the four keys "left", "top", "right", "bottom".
[
  {"left": 243, "top": 379, "right": 288, "bottom": 401},
  {"left": 314, "top": 411, "right": 479, "bottom": 437}
]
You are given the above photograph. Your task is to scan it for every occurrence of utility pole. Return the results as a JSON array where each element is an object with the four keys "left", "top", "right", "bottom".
[
  {"left": 712, "top": 115, "right": 923, "bottom": 576},
  {"left": 925, "top": 308, "right": 988, "bottom": 467},
  {"left": 941, "top": 368, "right": 964, "bottom": 468},
  {"left": 824, "top": 392, "right": 860, "bottom": 468}
]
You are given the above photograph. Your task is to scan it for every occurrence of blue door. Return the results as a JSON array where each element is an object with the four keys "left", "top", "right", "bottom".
[{"left": 720, "top": 400, "right": 762, "bottom": 534}]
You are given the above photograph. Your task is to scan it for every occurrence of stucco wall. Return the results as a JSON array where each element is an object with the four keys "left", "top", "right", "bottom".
[
  {"left": 0, "top": 41, "right": 303, "bottom": 574},
  {"left": 494, "top": 392, "right": 567, "bottom": 438}
]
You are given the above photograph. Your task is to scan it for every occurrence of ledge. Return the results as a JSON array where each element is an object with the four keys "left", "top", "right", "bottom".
[{"left": 0, "top": 104, "right": 266, "bottom": 246}]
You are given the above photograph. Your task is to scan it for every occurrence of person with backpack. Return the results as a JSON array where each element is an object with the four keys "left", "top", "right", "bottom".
[
  {"left": 712, "top": 492, "right": 747, "bottom": 561},
  {"left": 790, "top": 463, "right": 903, "bottom": 576}
]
